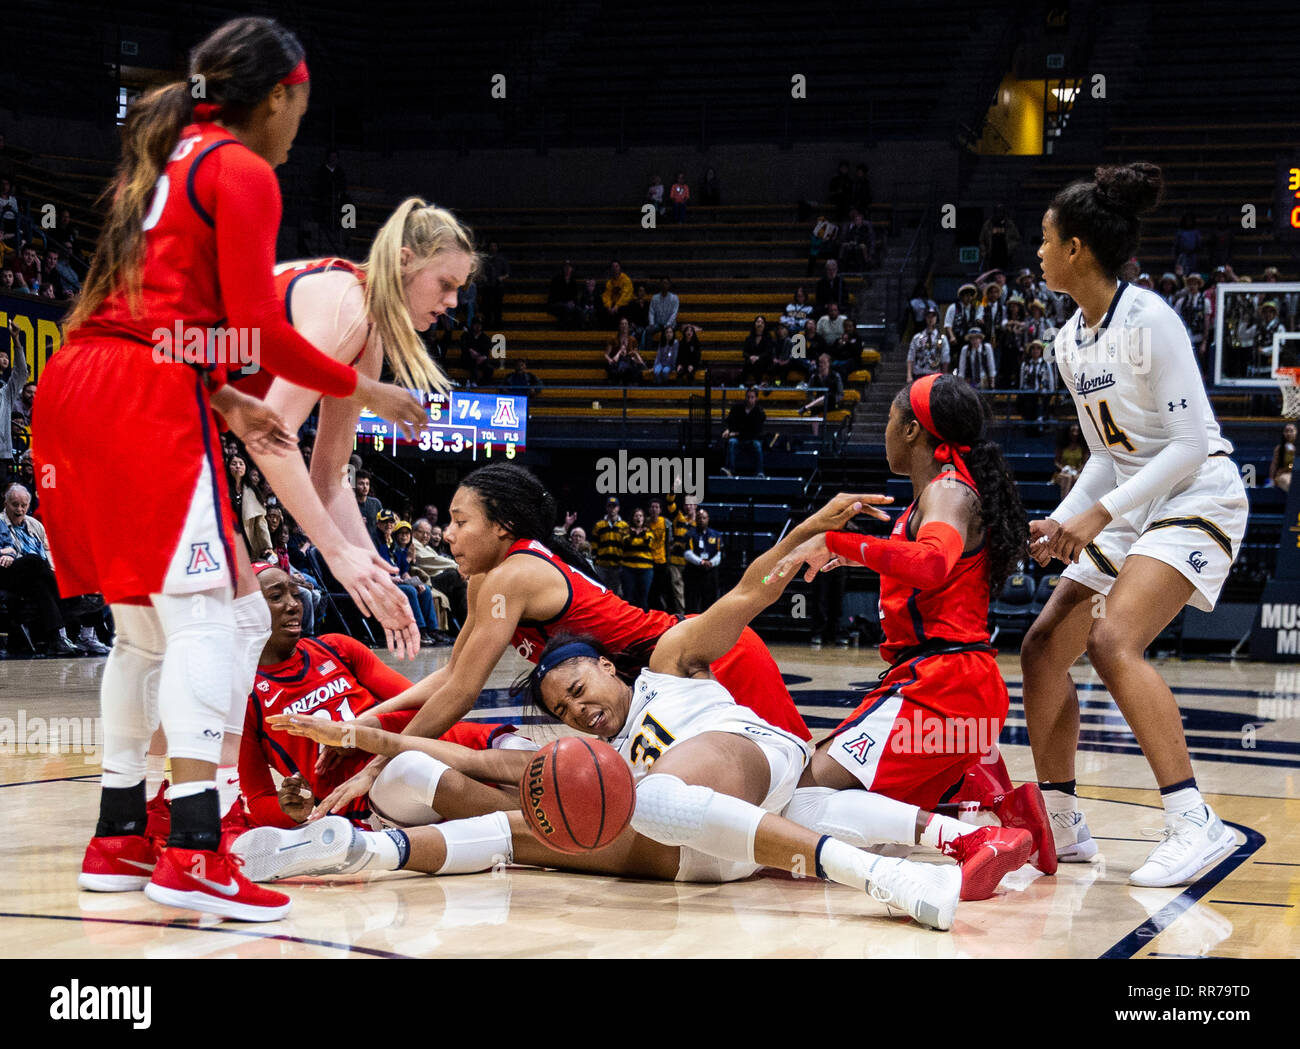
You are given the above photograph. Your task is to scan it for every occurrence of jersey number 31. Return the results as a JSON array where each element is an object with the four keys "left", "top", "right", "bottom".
[{"left": 628, "top": 714, "right": 676, "bottom": 769}]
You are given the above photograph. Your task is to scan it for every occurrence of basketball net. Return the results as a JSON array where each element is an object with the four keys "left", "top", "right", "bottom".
[{"left": 1277, "top": 367, "right": 1300, "bottom": 418}]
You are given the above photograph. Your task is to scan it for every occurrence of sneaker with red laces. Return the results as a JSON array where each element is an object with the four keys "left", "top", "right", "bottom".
[
  {"left": 79, "top": 834, "right": 162, "bottom": 892},
  {"left": 942, "top": 826, "right": 1033, "bottom": 901},
  {"left": 145, "top": 781, "right": 171, "bottom": 843},
  {"left": 219, "top": 797, "right": 254, "bottom": 854},
  {"left": 992, "top": 783, "right": 1058, "bottom": 876},
  {"left": 144, "top": 846, "right": 291, "bottom": 921}
]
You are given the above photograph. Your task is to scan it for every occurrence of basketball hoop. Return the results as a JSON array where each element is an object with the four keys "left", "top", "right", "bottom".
[{"left": 1276, "top": 366, "right": 1300, "bottom": 418}]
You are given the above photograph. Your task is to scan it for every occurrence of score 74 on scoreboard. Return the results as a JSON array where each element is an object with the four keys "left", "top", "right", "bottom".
[{"left": 355, "top": 391, "right": 528, "bottom": 461}]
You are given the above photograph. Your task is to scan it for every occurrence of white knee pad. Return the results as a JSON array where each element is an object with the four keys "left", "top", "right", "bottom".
[
  {"left": 151, "top": 588, "right": 236, "bottom": 765},
  {"left": 100, "top": 604, "right": 168, "bottom": 785},
  {"left": 631, "top": 774, "right": 763, "bottom": 864},
  {"left": 782, "top": 786, "right": 919, "bottom": 848},
  {"left": 369, "top": 750, "right": 451, "bottom": 827},
  {"left": 229, "top": 591, "right": 272, "bottom": 734},
  {"left": 436, "top": 811, "right": 514, "bottom": 875}
]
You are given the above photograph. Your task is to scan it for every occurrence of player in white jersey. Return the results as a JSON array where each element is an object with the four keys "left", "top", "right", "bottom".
[
  {"left": 231, "top": 493, "right": 985, "bottom": 931},
  {"left": 1021, "top": 162, "right": 1245, "bottom": 887}
]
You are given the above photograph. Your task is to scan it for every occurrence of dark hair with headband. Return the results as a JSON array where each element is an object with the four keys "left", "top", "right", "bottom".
[
  {"left": 1047, "top": 162, "right": 1162, "bottom": 279},
  {"left": 892, "top": 375, "right": 1029, "bottom": 590},
  {"left": 512, "top": 632, "right": 645, "bottom": 720},
  {"left": 459, "top": 463, "right": 598, "bottom": 578},
  {"left": 67, "top": 17, "right": 308, "bottom": 333}
]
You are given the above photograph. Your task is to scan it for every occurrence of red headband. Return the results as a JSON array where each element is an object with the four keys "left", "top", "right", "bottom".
[
  {"left": 908, "top": 373, "right": 978, "bottom": 492},
  {"left": 191, "top": 60, "right": 308, "bottom": 122},
  {"left": 252, "top": 561, "right": 277, "bottom": 576}
]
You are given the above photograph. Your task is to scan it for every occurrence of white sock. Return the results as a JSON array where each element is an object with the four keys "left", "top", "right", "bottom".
[
  {"left": 217, "top": 766, "right": 241, "bottom": 815},
  {"left": 146, "top": 753, "right": 167, "bottom": 795},
  {"left": 168, "top": 779, "right": 216, "bottom": 802},
  {"left": 919, "top": 813, "right": 973, "bottom": 851},
  {"left": 350, "top": 830, "right": 403, "bottom": 872},
  {"left": 1043, "top": 789, "right": 1077, "bottom": 816},
  {"left": 816, "top": 836, "right": 876, "bottom": 890},
  {"left": 1161, "top": 785, "right": 1204, "bottom": 819},
  {"left": 79, "top": 624, "right": 96, "bottom": 641}
]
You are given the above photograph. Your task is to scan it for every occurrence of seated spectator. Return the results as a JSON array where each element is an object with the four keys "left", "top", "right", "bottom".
[
  {"left": 814, "top": 258, "right": 846, "bottom": 317},
  {"left": 1024, "top": 297, "right": 1054, "bottom": 347},
  {"left": 995, "top": 292, "right": 1027, "bottom": 380},
  {"left": 827, "top": 322, "right": 863, "bottom": 381},
  {"left": 676, "top": 323, "right": 702, "bottom": 383},
  {"left": 460, "top": 316, "right": 496, "bottom": 386},
  {"left": 393, "top": 521, "right": 451, "bottom": 642},
  {"left": 604, "top": 319, "right": 645, "bottom": 385},
  {"left": 652, "top": 324, "right": 680, "bottom": 384},
  {"left": 1017, "top": 339, "right": 1055, "bottom": 434},
  {"left": 701, "top": 166, "right": 721, "bottom": 206},
  {"left": 740, "top": 315, "right": 773, "bottom": 385},
  {"left": 957, "top": 328, "right": 996, "bottom": 389},
  {"left": 799, "top": 352, "right": 844, "bottom": 437},
  {"left": 0, "top": 482, "right": 84, "bottom": 655},
  {"left": 0, "top": 267, "right": 23, "bottom": 292},
  {"left": 944, "top": 282, "right": 981, "bottom": 349},
  {"left": 801, "top": 318, "right": 826, "bottom": 368},
  {"left": 619, "top": 507, "right": 654, "bottom": 611},
  {"left": 227, "top": 452, "right": 273, "bottom": 561},
  {"left": 827, "top": 160, "right": 854, "bottom": 220},
  {"left": 546, "top": 261, "right": 580, "bottom": 328},
  {"left": 1269, "top": 421, "right": 1296, "bottom": 493},
  {"left": 626, "top": 283, "right": 652, "bottom": 351},
  {"left": 684, "top": 507, "right": 722, "bottom": 613},
  {"left": 375, "top": 510, "right": 440, "bottom": 645},
  {"left": 1053, "top": 423, "right": 1088, "bottom": 500},
  {"left": 15, "top": 245, "right": 41, "bottom": 292},
  {"left": 1157, "top": 272, "right": 1179, "bottom": 306},
  {"left": 54, "top": 208, "right": 81, "bottom": 258},
  {"left": 2, "top": 322, "right": 30, "bottom": 473},
  {"left": 411, "top": 518, "right": 467, "bottom": 626},
  {"left": 647, "top": 276, "right": 679, "bottom": 349},
  {"left": 576, "top": 277, "right": 600, "bottom": 329},
  {"left": 646, "top": 174, "right": 666, "bottom": 219},
  {"left": 43, "top": 248, "right": 80, "bottom": 297},
  {"left": 457, "top": 278, "right": 478, "bottom": 331},
  {"left": 669, "top": 171, "right": 690, "bottom": 223},
  {"left": 906, "top": 307, "right": 950, "bottom": 382},
  {"left": 770, "top": 322, "right": 808, "bottom": 385},
  {"left": 721, "top": 385, "right": 765, "bottom": 477},
  {"left": 503, "top": 358, "right": 543, "bottom": 397},
  {"left": 815, "top": 300, "right": 848, "bottom": 347},
  {"left": 807, "top": 214, "right": 839, "bottom": 277},
  {"left": 601, "top": 260, "right": 634, "bottom": 325},
  {"left": 838, "top": 209, "right": 875, "bottom": 272},
  {"left": 354, "top": 469, "right": 384, "bottom": 548},
  {"left": 781, "top": 286, "right": 814, "bottom": 333}
]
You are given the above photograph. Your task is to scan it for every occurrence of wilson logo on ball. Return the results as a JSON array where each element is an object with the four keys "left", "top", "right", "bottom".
[
  {"left": 518, "top": 738, "right": 636, "bottom": 854},
  {"left": 525, "top": 756, "right": 556, "bottom": 836}
]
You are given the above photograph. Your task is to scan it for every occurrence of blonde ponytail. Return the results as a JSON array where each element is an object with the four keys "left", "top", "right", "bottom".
[{"left": 358, "top": 197, "right": 480, "bottom": 396}]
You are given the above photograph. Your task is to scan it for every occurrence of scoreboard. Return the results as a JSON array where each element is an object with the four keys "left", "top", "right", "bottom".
[
  {"left": 354, "top": 390, "right": 528, "bottom": 461},
  {"left": 1278, "top": 155, "right": 1300, "bottom": 239}
]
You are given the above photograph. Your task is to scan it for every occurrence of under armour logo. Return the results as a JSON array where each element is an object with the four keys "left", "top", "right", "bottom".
[
  {"left": 1187, "top": 550, "right": 1209, "bottom": 573},
  {"left": 1168, "top": 398, "right": 1188, "bottom": 411}
]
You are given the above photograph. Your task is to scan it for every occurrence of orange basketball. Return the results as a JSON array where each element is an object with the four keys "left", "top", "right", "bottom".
[{"left": 519, "top": 737, "right": 636, "bottom": 853}]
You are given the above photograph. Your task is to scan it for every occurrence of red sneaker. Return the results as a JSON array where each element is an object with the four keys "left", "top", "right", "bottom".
[
  {"left": 79, "top": 834, "right": 161, "bottom": 892},
  {"left": 943, "top": 826, "right": 1033, "bottom": 901},
  {"left": 144, "top": 846, "right": 291, "bottom": 921},
  {"left": 145, "top": 780, "right": 171, "bottom": 843},
  {"left": 219, "top": 797, "right": 254, "bottom": 854},
  {"left": 992, "top": 783, "right": 1058, "bottom": 876}
]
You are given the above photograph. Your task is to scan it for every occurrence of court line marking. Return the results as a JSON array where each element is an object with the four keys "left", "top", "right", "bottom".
[
  {"left": 1252, "top": 860, "right": 1300, "bottom": 866},
  {"left": 0, "top": 911, "right": 415, "bottom": 959},
  {"left": 1207, "top": 899, "right": 1293, "bottom": 908},
  {"left": 0, "top": 774, "right": 100, "bottom": 789}
]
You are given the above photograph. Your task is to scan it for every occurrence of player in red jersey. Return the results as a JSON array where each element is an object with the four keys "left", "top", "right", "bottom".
[
  {"left": 310, "top": 462, "right": 810, "bottom": 817},
  {"left": 767, "top": 374, "right": 1057, "bottom": 886},
  {"left": 237, "top": 563, "right": 531, "bottom": 834},
  {"left": 32, "top": 18, "right": 427, "bottom": 922}
]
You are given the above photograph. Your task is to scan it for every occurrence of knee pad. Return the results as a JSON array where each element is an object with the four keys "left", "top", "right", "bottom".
[
  {"left": 151, "top": 588, "right": 236, "bottom": 765},
  {"left": 782, "top": 786, "right": 918, "bottom": 848},
  {"left": 229, "top": 591, "right": 272, "bottom": 734},
  {"left": 631, "top": 774, "right": 762, "bottom": 864},
  {"left": 369, "top": 750, "right": 451, "bottom": 827},
  {"left": 100, "top": 604, "right": 168, "bottom": 784}
]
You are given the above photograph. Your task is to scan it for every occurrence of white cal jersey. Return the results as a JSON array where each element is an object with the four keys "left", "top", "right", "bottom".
[
  {"left": 1053, "top": 281, "right": 1233, "bottom": 483},
  {"left": 609, "top": 668, "right": 812, "bottom": 784}
]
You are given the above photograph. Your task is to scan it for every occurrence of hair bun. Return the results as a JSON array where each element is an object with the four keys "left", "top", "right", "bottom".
[{"left": 1093, "top": 162, "right": 1162, "bottom": 218}]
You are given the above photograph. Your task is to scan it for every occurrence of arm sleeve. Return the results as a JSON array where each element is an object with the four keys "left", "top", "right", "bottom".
[
  {"left": 826, "top": 521, "right": 963, "bottom": 590},
  {"left": 1049, "top": 335, "right": 1119, "bottom": 522},
  {"left": 327, "top": 633, "right": 414, "bottom": 701},
  {"left": 203, "top": 149, "right": 358, "bottom": 398},
  {"left": 238, "top": 701, "right": 298, "bottom": 828}
]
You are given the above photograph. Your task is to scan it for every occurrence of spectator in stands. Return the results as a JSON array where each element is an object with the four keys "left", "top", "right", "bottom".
[
  {"left": 676, "top": 323, "right": 702, "bottom": 383},
  {"left": 801, "top": 318, "right": 824, "bottom": 366},
  {"left": 904, "top": 281, "right": 938, "bottom": 340},
  {"left": 645, "top": 498, "right": 670, "bottom": 611},
  {"left": 652, "top": 324, "right": 680, "bottom": 384},
  {"left": 827, "top": 320, "right": 862, "bottom": 381},
  {"left": 944, "top": 282, "right": 980, "bottom": 350},
  {"left": 1262, "top": 267, "right": 1297, "bottom": 329},
  {"left": 1173, "top": 212, "right": 1202, "bottom": 276},
  {"left": 1053, "top": 423, "right": 1088, "bottom": 500},
  {"left": 979, "top": 204, "right": 1019, "bottom": 272},
  {"left": 354, "top": 469, "right": 384, "bottom": 547},
  {"left": 669, "top": 171, "right": 690, "bottom": 223},
  {"left": 1257, "top": 301, "right": 1286, "bottom": 366},
  {"left": 411, "top": 518, "right": 467, "bottom": 626},
  {"left": 814, "top": 258, "right": 846, "bottom": 318},
  {"left": 591, "top": 496, "right": 628, "bottom": 594},
  {"left": 1024, "top": 297, "right": 1053, "bottom": 347},
  {"left": 0, "top": 267, "right": 22, "bottom": 292},
  {"left": 838, "top": 209, "right": 876, "bottom": 273},
  {"left": 906, "top": 306, "right": 949, "bottom": 382},
  {"left": 1001, "top": 296, "right": 1028, "bottom": 374},
  {"left": 456, "top": 278, "right": 478, "bottom": 332},
  {"left": 1156, "top": 272, "right": 1179, "bottom": 307},
  {"left": 504, "top": 358, "right": 543, "bottom": 397},
  {"left": 1119, "top": 258, "right": 1141, "bottom": 285},
  {"left": 740, "top": 315, "right": 773, "bottom": 385},
  {"left": 646, "top": 175, "right": 667, "bottom": 219},
  {"left": 684, "top": 507, "right": 722, "bottom": 612},
  {"left": 781, "top": 286, "right": 814, "bottom": 334},
  {"left": 421, "top": 505, "right": 440, "bottom": 530},
  {"left": 601, "top": 260, "right": 634, "bottom": 325},
  {"left": 647, "top": 276, "right": 679, "bottom": 349},
  {"left": 1017, "top": 339, "right": 1055, "bottom": 434},
  {"left": 626, "top": 283, "right": 652, "bottom": 352},
  {"left": 721, "top": 385, "right": 766, "bottom": 478},
  {"left": 576, "top": 277, "right": 600, "bottom": 329},
  {"left": 852, "top": 163, "right": 872, "bottom": 215},
  {"left": 480, "top": 241, "right": 510, "bottom": 329},
  {"left": 619, "top": 507, "right": 654, "bottom": 611},
  {"left": 827, "top": 160, "right": 854, "bottom": 221},
  {"left": 1135, "top": 272, "right": 1154, "bottom": 292},
  {"left": 604, "top": 318, "right": 645, "bottom": 385},
  {"left": 1014, "top": 267, "right": 1040, "bottom": 302},
  {"left": 957, "top": 328, "right": 995, "bottom": 389},
  {"left": 1269, "top": 422, "right": 1296, "bottom": 493},
  {"left": 15, "top": 245, "right": 41, "bottom": 292},
  {"left": 807, "top": 214, "right": 839, "bottom": 277},
  {"left": 38, "top": 282, "right": 56, "bottom": 301},
  {"left": 19, "top": 379, "right": 35, "bottom": 423},
  {"left": 246, "top": 463, "right": 273, "bottom": 507},
  {"left": 815, "top": 299, "right": 848, "bottom": 349},
  {"left": 664, "top": 494, "right": 692, "bottom": 614},
  {"left": 1, "top": 321, "right": 29, "bottom": 473},
  {"left": 981, "top": 279, "right": 1012, "bottom": 377},
  {"left": 770, "top": 322, "right": 807, "bottom": 386},
  {"left": 43, "top": 248, "right": 79, "bottom": 297},
  {"left": 799, "top": 352, "right": 844, "bottom": 438},
  {"left": 0, "top": 481, "right": 87, "bottom": 655},
  {"left": 374, "top": 510, "right": 441, "bottom": 645},
  {"left": 546, "top": 260, "right": 580, "bottom": 328},
  {"left": 1173, "top": 272, "right": 1210, "bottom": 373},
  {"left": 53, "top": 209, "right": 81, "bottom": 259},
  {"left": 568, "top": 526, "right": 592, "bottom": 559},
  {"left": 227, "top": 452, "right": 272, "bottom": 561},
  {"left": 0, "top": 180, "right": 18, "bottom": 260},
  {"left": 313, "top": 148, "right": 352, "bottom": 253},
  {"left": 701, "top": 167, "right": 721, "bottom": 206},
  {"left": 460, "top": 315, "right": 496, "bottom": 386},
  {"left": 392, "top": 520, "right": 453, "bottom": 642}
]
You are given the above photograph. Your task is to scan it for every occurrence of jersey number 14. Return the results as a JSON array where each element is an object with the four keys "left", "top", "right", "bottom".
[{"left": 1084, "top": 399, "right": 1134, "bottom": 452}]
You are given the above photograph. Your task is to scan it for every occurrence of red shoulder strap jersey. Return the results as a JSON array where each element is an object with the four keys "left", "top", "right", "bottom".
[
  {"left": 231, "top": 257, "right": 368, "bottom": 400},
  {"left": 877, "top": 474, "right": 991, "bottom": 665},
  {"left": 506, "top": 538, "right": 677, "bottom": 663}
]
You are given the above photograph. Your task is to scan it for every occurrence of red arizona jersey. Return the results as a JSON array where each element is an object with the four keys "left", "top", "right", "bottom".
[
  {"left": 877, "top": 475, "right": 991, "bottom": 665},
  {"left": 507, "top": 538, "right": 677, "bottom": 663},
  {"left": 232, "top": 257, "right": 367, "bottom": 399}
]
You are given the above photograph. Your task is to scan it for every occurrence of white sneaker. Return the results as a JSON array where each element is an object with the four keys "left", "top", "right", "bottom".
[
  {"left": 1051, "top": 809, "right": 1099, "bottom": 862},
  {"left": 863, "top": 855, "right": 961, "bottom": 931},
  {"left": 1129, "top": 805, "right": 1237, "bottom": 888},
  {"left": 230, "top": 817, "right": 363, "bottom": 882}
]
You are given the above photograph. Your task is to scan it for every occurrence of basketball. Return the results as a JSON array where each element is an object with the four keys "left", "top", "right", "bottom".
[{"left": 519, "top": 737, "right": 636, "bottom": 853}]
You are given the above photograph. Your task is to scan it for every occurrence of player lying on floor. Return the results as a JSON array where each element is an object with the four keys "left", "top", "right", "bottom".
[{"left": 233, "top": 494, "right": 1037, "bottom": 931}]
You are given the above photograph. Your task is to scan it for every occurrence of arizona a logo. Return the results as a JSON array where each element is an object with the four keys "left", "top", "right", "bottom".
[
  {"left": 185, "top": 542, "right": 221, "bottom": 575},
  {"left": 841, "top": 731, "right": 877, "bottom": 765}
]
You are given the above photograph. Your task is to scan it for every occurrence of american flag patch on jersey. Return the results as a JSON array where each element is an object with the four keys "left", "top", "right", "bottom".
[{"left": 316, "top": 660, "right": 338, "bottom": 675}]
